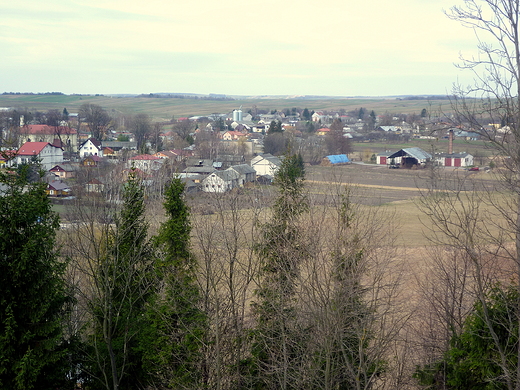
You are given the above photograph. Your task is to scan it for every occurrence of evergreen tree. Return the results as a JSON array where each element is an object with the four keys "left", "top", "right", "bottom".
[
  {"left": 143, "top": 177, "right": 206, "bottom": 388},
  {"left": 0, "top": 165, "right": 70, "bottom": 389},
  {"left": 302, "top": 108, "right": 311, "bottom": 121},
  {"left": 415, "top": 284, "right": 519, "bottom": 390},
  {"left": 312, "top": 189, "right": 381, "bottom": 389},
  {"left": 269, "top": 120, "right": 283, "bottom": 133},
  {"left": 89, "top": 170, "right": 155, "bottom": 390},
  {"left": 249, "top": 153, "right": 308, "bottom": 390}
]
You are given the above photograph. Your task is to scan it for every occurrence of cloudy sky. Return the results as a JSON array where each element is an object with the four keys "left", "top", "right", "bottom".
[{"left": 1, "top": 0, "right": 478, "bottom": 96}]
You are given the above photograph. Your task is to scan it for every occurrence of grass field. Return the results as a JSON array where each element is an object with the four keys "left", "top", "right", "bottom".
[{"left": 0, "top": 94, "right": 451, "bottom": 121}]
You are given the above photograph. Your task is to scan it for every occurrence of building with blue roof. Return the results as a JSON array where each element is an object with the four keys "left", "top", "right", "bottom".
[{"left": 322, "top": 154, "right": 351, "bottom": 166}]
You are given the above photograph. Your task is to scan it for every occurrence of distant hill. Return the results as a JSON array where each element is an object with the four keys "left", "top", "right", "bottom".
[{"left": 0, "top": 93, "right": 451, "bottom": 121}]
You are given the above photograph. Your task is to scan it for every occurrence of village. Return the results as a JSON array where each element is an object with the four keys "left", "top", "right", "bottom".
[{"left": 0, "top": 103, "right": 490, "bottom": 200}]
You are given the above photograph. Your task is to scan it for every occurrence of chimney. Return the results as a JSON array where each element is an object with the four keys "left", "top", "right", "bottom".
[{"left": 448, "top": 129, "right": 454, "bottom": 155}]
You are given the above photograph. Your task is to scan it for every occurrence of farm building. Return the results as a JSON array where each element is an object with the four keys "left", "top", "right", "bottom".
[
  {"left": 227, "top": 164, "right": 256, "bottom": 186},
  {"left": 321, "top": 154, "right": 350, "bottom": 166},
  {"left": 435, "top": 152, "right": 474, "bottom": 167},
  {"left": 376, "top": 151, "right": 394, "bottom": 165},
  {"left": 387, "top": 147, "right": 432, "bottom": 168}
]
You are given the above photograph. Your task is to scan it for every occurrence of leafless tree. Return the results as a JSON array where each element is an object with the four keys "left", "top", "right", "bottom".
[
  {"left": 129, "top": 113, "right": 152, "bottom": 153},
  {"left": 79, "top": 103, "right": 111, "bottom": 141},
  {"left": 299, "top": 184, "right": 407, "bottom": 390},
  {"left": 191, "top": 189, "right": 267, "bottom": 389}
]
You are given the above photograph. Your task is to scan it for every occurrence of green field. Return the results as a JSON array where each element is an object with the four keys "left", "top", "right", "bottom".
[{"left": 0, "top": 94, "right": 451, "bottom": 121}]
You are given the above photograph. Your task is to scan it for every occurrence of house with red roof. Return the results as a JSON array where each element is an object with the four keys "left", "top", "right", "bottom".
[
  {"left": 20, "top": 125, "right": 78, "bottom": 152},
  {"left": 16, "top": 141, "right": 63, "bottom": 170},
  {"left": 316, "top": 127, "right": 330, "bottom": 136}
]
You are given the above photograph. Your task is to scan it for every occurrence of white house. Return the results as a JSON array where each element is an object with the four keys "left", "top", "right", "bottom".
[
  {"left": 79, "top": 138, "right": 103, "bottom": 158},
  {"left": 250, "top": 153, "right": 282, "bottom": 176},
  {"left": 202, "top": 170, "right": 240, "bottom": 193},
  {"left": 16, "top": 141, "right": 63, "bottom": 171}
]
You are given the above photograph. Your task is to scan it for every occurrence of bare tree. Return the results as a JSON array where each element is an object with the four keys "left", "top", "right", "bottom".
[
  {"left": 299, "top": 184, "right": 406, "bottom": 390},
  {"left": 191, "top": 189, "right": 266, "bottom": 389},
  {"left": 79, "top": 103, "right": 111, "bottom": 141},
  {"left": 128, "top": 113, "right": 152, "bottom": 153},
  {"left": 437, "top": 3, "right": 520, "bottom": 388}
]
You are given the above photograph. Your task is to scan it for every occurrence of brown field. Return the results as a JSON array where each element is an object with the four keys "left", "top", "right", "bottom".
[{"left": 304, "top": 163, "right": 503, "bottom": 246}]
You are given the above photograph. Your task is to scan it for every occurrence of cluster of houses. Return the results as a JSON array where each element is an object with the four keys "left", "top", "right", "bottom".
[
  {"left": 0, "top": 109, "right": 486, "bottom": 198},
  {"left": 0, "top": 121, "right": 286, "bottom": 196}
]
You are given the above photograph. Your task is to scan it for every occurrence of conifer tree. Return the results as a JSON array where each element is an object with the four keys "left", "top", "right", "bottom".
[
  {"left": 89, "top": 170, "right": 155, "bottom": 390},
  {"left": 249, "top": 153, "right": 308, "bottom": 390},
  {"left": 143, "top": 177, "right": 206, "bottom": 388},
  {"left": 0, "top": 165, "right": 69, "bottom": 389}
]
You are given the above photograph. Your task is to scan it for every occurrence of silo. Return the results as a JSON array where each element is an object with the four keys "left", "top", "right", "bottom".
[{"left": 233, "top": 109, "right": 243, "bottom": 122}]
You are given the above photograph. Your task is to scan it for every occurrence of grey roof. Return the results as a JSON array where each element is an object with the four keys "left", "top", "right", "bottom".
[
  {"left": 48, "top": 181, "right": 70, "bottom": 191},
  {"left": 253, "top": 153, "right": 282, "bottom": 166},
  {"left": 56, "top": 163, "right": 79, "bottom": 171},
  {"left": 184, "top": 166, "right": 216, "bottom": 174},
  {"left": 186, "top": 158, "right": 213, "bottom": 167},
  {"left": 102, "top": 141, "right": 137, "bottom": 149},
  {"left": 230, "top": 164, "right": 256, "bottom": 174},
  {"left": 207, "top": 169, "right": 240, "bottom": 181},
  {"left": 379, "top": 126, "right": 399, "bottom": 132},
  {"left": 389, "top": 147, "right": 431, "bottom": 161},
  {"left": 437, "top": 152, "right": 472, "bottom": 158}
]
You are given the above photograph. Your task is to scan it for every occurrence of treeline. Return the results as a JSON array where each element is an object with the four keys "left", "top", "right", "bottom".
[
  {"left": 2, "top": 91, "right": 65, "bottom": 95},
  {"left": 0, "top": 155, "right": 403, "bottom": 389},
  {"left": 136, "top": 93, "right": 234, "bottom": 101}
]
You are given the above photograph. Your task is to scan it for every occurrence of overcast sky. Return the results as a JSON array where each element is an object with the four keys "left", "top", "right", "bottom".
[{"left": 0, "top": 0, "right": 479, "bottom": 96}]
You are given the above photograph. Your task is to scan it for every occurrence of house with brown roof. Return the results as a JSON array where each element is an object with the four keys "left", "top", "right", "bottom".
[
  {"left": 85, "top": 178, "right": 105, "bottom": 194},
  {"left": 82, "top": 155, "right": 102, "bottom": 167}
]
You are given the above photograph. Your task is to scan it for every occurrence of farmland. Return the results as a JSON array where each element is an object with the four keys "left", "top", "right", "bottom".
[{"left": 0, "top": 93, "right": 450, "bottom": 121}]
